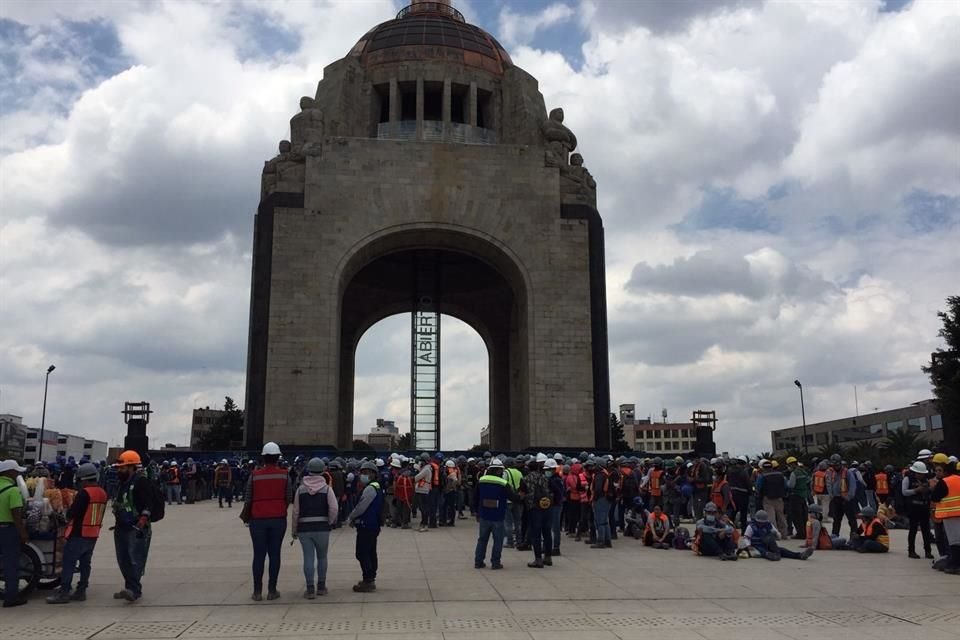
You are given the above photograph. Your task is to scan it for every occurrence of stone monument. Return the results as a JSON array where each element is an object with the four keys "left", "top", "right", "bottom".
[{"left": 245, "top": 0, "right": 610, "bottom": 451}]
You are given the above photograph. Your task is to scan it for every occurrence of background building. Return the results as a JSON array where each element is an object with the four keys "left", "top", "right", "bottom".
[
  {"left": 355, "top": 418, "right": 400, "bottom": 449},
  {"left": 771, "top": 399, "right": 944, "bottom": 453},
  {"left": 626, "top": 420, "right": 698, "bottom": 454},
  {"left": 0, "top": 414, "right": 28, "bottom": 459},
  {"left": 191, "top": 407, "right": 226, "bottom": 448},
  {"left": 480, "top": 425, "right": 490, "bottom": 447},
  {"left": 21, "top": 427, "right": 108, "bottom": 465}
]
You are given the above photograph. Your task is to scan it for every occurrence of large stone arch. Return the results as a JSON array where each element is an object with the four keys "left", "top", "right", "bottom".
[{"left": 334, "top": 226, "right": 530, "bottom": 450}]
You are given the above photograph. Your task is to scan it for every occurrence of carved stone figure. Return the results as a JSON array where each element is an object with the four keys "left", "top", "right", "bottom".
[
  {"left": 541, "top": 107, "right": 577, "bottom": 167},
  {"left": 262, "top": 140, "right": 306, "bottom": 197},
  {"left": 560, "top": 152, "right": 596, "bottom": 205},
  {"left": 290, "top": 96, "right": 325, "bottom": 151}
]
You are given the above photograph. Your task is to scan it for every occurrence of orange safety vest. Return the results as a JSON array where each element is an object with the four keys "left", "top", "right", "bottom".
[
  {"left": 430, "top": 461, "right": 441, "bottom": 487},
  {"left": 167, "top": 467, "right": 180, "bottom": 485},
  {"left": 65, "top": 486, "right": 108, "bottom": 539},
  {"left": 812, "top": 470, "right": 826, "bottom": 495},
  {"left": 644, "top": 512, "right": 670, "bottom": 536},
  {"left": 934, "top": 475, "right": 960, "bottom": 520},
  {"left": 711, "top": 479, "right": 729, "bottom": 510},
  {"left": 875, "top": 472, "right": 889, "bottom": 496},
  {"left": 805, "top": 521, "right": 833, "bottom": 550},
  {"left": 649, "top": 469, "right": 663, "bottom": 497},
  {"left": 862, "top": 518, "right": 890, "bottom": 549},
  {"left": 250, "top": 466, "right": 289, "bottom": 519},
  {"left": 826, "top": 467, "right": 848, "bottom": 497}
]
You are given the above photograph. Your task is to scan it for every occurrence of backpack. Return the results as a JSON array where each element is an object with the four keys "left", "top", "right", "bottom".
[{"left": 147, "top": 480, "right": 166, "bottom": 523}]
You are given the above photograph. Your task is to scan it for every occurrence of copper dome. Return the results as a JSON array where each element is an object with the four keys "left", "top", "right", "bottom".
[{"left": 350, "top": 3, "right": 513, "bottom": 75}]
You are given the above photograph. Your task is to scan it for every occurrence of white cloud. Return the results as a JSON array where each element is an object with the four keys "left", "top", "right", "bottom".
[
  {"left": 498, "top": 3, "right": 575, "bottom": 48},
  {"left": 1, "top": 0, "right": 957, "bottom": 457}
]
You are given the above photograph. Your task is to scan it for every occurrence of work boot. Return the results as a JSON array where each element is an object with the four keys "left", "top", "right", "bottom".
[
  {"left": 491, "top": 563, "right": 503, "bottom": 570},
  {"left": 516, "top": 544, "right": 531, "bottom": 551},
  {"left": 46, "top": 589, "right": 73, "bottom": 604},
  {"left": 304, "top": 586, "right": 315, "bottom": 600},
  {"left": 551, "top": 548, "right": 561, "bottom": 556},
  {"left": 764, "top": 551, "right": 781, "bottom": 561},
  {"left": 266, "top": 591, "right": 280, "bottom": 601},
  {"left": 70, "top": 590, "right": 87, "bottom": 602},
  {"left": 317, "top": 585, "right": 328, "bottom": 596},
  {"left": 2, "top": 598, "right": 27, "bottom": 608},
  {"left": 590, "top": 543, "right": 608, "bottom": 549},
  {"left": 475, "top": 561, "right": 486, "bottom": 569},
  {"left": 933, "top": 557, "right": 949, "bottom": 571},
  {"left": 543, "top": 556, "right": 553, "bottom": 566},
  {"left": 352, "top": 581, "right": 376, "bottom": 592},
  {"left": 113, "top": 591, "right": 127, "bottom": 599},
  {"left": 925, "top": 550, "right": 935, "bottom": 559},
  {"left": 527, "top": 560, "right": 544, "bottom": 568},
  {"left": 801, "top": 548, "right": 814, "bottom": 560},
  {"left": 120, "top": 588, "right": 137, "bottom": 602},
  {"left": 251, "top": 592, "right": 262, "bottom": 601}
]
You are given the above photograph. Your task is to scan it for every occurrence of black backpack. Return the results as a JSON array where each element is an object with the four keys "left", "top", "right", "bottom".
[{"left": 139, "top": 477, "right": 165, "bottom": 523}]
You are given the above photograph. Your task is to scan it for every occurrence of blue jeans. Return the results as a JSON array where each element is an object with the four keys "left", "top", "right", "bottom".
[
  {"left": 249, "top": 518, "right": 286, "bottom": 593},
  {"left": 594, "top": 498, "right": 612, "bottom": 544},
  {"left": 218, "top": 486, "right": 232, "bottom": 507},
  {"left": 474, "top": 519, "right": 505, "bottom": 565},
  {"left": 114, "top": 526, "right": 151, "bottom": 597},
  {"left": 297, "top": 530, "right": 330, "bottom": 588},
  {"left": 165, "top": 484, "right": 181, "bottom": 505},
  {"left": 504, "top": 502, "right": 523, "bottom": 545},
  {"left": 60, "top": 536, "right": 97, "bottom": 593},
  {"left": 549, "top": 505, "right": 562, "bottom": 551},
  {"left": 1, "top": 525, "right": 20, "bottom": 604}
]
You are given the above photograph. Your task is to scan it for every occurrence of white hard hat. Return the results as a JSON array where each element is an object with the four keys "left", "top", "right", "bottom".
[
  {"left": 390, "top": 452, "right": 400, "bottom": 459},
  {"left": 261, "top": 442, "right": 282, "bottom": 456},
  {"left": 737, "top": 455, "right": 748, "bottom": 463},
  {"left": 220, "top": 459, "right": 228, "bottom": 465},
  {"left": 544, "top": 459, "right": 558, "bottom": 469},
  {"left": 949, "top": 456, "right": 958, "bottom": 464},
  {"left": 553, "top": 453, "right": 563, "bottom": 460},
  {"left": 171, "top": 461, "right": 178, "bottom": 466},
  {"left": 917, "top": 449, "right": 933, "bottom": 460},
  {"left": 375, "top": 458, "right": 384, "bottom": 467},
  {"left": 489, "top": 458, "right": 504, "bottom": 468},
  {"left": 536, "top": 453, "right": 548, "bottom": 463},
  {"left": 390, "top": 459, "right": 401, "bottom": 468},
  {"left": 910, "top": 461, "right": 928, "bottom": 474},
  {"left": 445, "top": 459, "right": 456, "bottom": 467}
]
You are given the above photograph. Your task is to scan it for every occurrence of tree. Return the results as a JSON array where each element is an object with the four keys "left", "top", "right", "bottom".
[
  {"left": 880, "top": 430, "right": 931, "bottom": 469},
  {"left": 609, "top": 413, "right": 630, "bottom": 452},
  {"left": 395, "top": 433, "right": 411, "bottom": 450},
  {"left": 922, "top": 295, "right": 960, "bottom": 453},
  {"left": 846, "top": 441, "right": 881, "bottom": 466},
  {"left": 352, "top": 439, "right": 375, "bottom": 453},
  {"left": 816, "top": 443, "right": 845, "bottom": 461},
  {"left": 197, "top": 396, "right": 244, "bottom": 450}
]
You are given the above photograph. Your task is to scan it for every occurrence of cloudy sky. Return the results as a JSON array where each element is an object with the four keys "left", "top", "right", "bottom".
[{"left": 1, "top": 0, "right": 957, "bottom": 455}]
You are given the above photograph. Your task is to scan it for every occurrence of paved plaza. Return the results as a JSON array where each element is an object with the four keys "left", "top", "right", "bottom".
[{"left": 2, "top": 504, "right": 958, "bottom": 639}]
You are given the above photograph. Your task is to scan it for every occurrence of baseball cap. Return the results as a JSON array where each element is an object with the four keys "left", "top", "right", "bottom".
[{"left": 0, "top": 460, "right": 27, "bottom": 473}]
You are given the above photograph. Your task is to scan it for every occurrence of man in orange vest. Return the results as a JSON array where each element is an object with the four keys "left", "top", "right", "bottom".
[
  {"left": 164, "top": 461, "right": 182, "bottom": 505},
  {"left": 47, "top": 462, "right": 107, "bottom": 604},
  {"left": 240, "top": 442, "right": 291, "bottom": 601},
  {"left": 851, "top": 506, "right": 889, "bottom": 553},
  {"left": 874, "top": 465, "right": 890, "bottom": 507},
  {"left": 930, "top": 455, "right": 960, "bottom": 574}
]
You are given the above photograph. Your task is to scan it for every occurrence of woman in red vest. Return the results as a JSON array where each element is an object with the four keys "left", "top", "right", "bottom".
[
  {"left": 240, "top": 442, "right": 290, "bottom": 601},
  {"left": 46, "top": 462, "right": 107, "bottom": 604}
]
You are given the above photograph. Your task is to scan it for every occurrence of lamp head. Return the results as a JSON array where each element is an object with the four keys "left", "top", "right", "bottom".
[
  {"left": 793, "top": 379, "right": 801, "bottom": 388},
  {"left": 47, "top": 365, "right": 56, "bottom": 374}
]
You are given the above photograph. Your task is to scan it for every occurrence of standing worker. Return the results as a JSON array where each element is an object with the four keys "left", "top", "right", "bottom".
[
  {"left": 473, "top": 458, "right": 515, "bottom": 569},
  {"left": 215, "top": 459, "right": 233, "bottom": 508},
  {"left": 291, "top": 458, "right": 338, "bottom": 598},
  {"left": 111, "top": 451, "right": 154, "bottom": 602},
  {"left": 348, "top": 461, "right": 384, "bottom": 592},
  {"left": 0, "top": 460, "right": 29, "bottom": 608},
  {"left": 240, "top": 442, "right": 290, "bottom": 601},
  {"left": 47, "top": 462, "right": 107, "bottom": 603},
  {"left": 785, "top": 457, "right": 810, "bottom": 539},
  {"left": 902, "top": 460, "right": 935, "bottom": 559},
  {"left": 930, "top": 455, "right": 960, "bottom": 574}
]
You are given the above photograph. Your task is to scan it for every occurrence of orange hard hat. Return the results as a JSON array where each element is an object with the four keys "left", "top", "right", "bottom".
[{"left": 113, "top": 450, "right": 142, "bottom": 467}]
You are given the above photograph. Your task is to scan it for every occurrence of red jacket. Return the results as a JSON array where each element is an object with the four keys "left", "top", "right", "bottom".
[{"left": 394, "top": 474, "right": 414, "bottom": 504}]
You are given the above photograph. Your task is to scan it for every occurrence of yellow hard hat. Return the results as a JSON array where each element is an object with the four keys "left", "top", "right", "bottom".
[
  {"left": 771, "top": 460, "right": 780, "bottom": 468},
  {"left": 786, "top": 456, "right": 798, "bottom": 464},
  {"left": 931, "top": 453, "right": 949, "bottom": 465}
]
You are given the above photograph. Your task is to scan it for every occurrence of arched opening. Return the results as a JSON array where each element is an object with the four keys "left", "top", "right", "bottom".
[
  {"left": 353, "top": 313, "right": 489, "bottom": 449},
  {"left": 336, "top": 228, "right": 530, "bottom": 450}
]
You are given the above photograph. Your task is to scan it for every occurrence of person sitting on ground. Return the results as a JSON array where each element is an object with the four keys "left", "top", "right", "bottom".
[
  {"left": 693, "top": 502, "right": 738, "bottom": 560},
  {"left": 850, "top": 506, "right": 889, "bottom": 553},
  {"left": 803, "top": 504, "right": 848, "bottom": 550},
  {"left": 643, "top": 503, "right": 674, "bottom": 549},
  {"left": 624, "top": 496, "right": 648, "bottom": 539},
  {"left": 742, "top": 510, "right": 813, "bottom": 561}
]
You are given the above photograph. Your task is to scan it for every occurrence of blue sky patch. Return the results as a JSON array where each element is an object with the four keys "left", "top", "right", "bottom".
[
  {"left": 674, "top": 186, "right": 782, "bottom": 234},
  {"left": 226, "top": 8, "right": 301, "bottom": 62},
  {"left": 903, "top": 189, "right": 959, "bottom": 233}
]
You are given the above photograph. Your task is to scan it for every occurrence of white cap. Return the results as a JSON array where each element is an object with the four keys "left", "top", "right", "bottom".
[
  {"left": 544, "top": 459, "right": 558, "bottom": 469},
  {"left": 261, "top": 442, "right": 282, "bottom": 456},
  {"left": 910, "top": 461, "right": 928, "bottom": 474},
  {"left": 489, "top": 458, "right": 504, "bottom": 468},
  {"left": 445, "top": 459, "right": 456, "bottom": 467},
  {"left": 535, "top": 453, "right": 548, "bottom": 463},
  {"left": 0, "top": 460, "right": 26, "bottom": 473}
]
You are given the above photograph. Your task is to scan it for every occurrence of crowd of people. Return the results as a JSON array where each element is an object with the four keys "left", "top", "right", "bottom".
[{"left": 1, "top": 443, "right": 958, "bottom": 608}]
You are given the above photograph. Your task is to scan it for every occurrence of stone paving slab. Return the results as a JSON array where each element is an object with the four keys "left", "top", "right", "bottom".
[{"left": 1, "top": 502, "right": 956, "bottom": 638}]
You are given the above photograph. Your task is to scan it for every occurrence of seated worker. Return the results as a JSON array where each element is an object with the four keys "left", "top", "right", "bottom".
[
  {"left": 851, "top": 506, "right": 889, "bottom": 553},
  {"left": 643, "top": 504, "right": 674, "bottom": 548},
  {"left": 804, "top": 504, "right": 843, "bottom": 550},
  {"left": 742, "top": 510, "right": 813, "bottom": 561},
  {"left": 693, "top": 502, "right": 738, "bottom": 560},
  {"left": 624, "top": 497, "right": 649, "bottom": 539}
]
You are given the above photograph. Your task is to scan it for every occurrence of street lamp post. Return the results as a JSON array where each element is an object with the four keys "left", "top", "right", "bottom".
[
  {"left": 794, "top": 379, "right": 807, "bottom": 455},
  {"left": 37, "top": 364, "right": 56, "bottom": 463}
]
